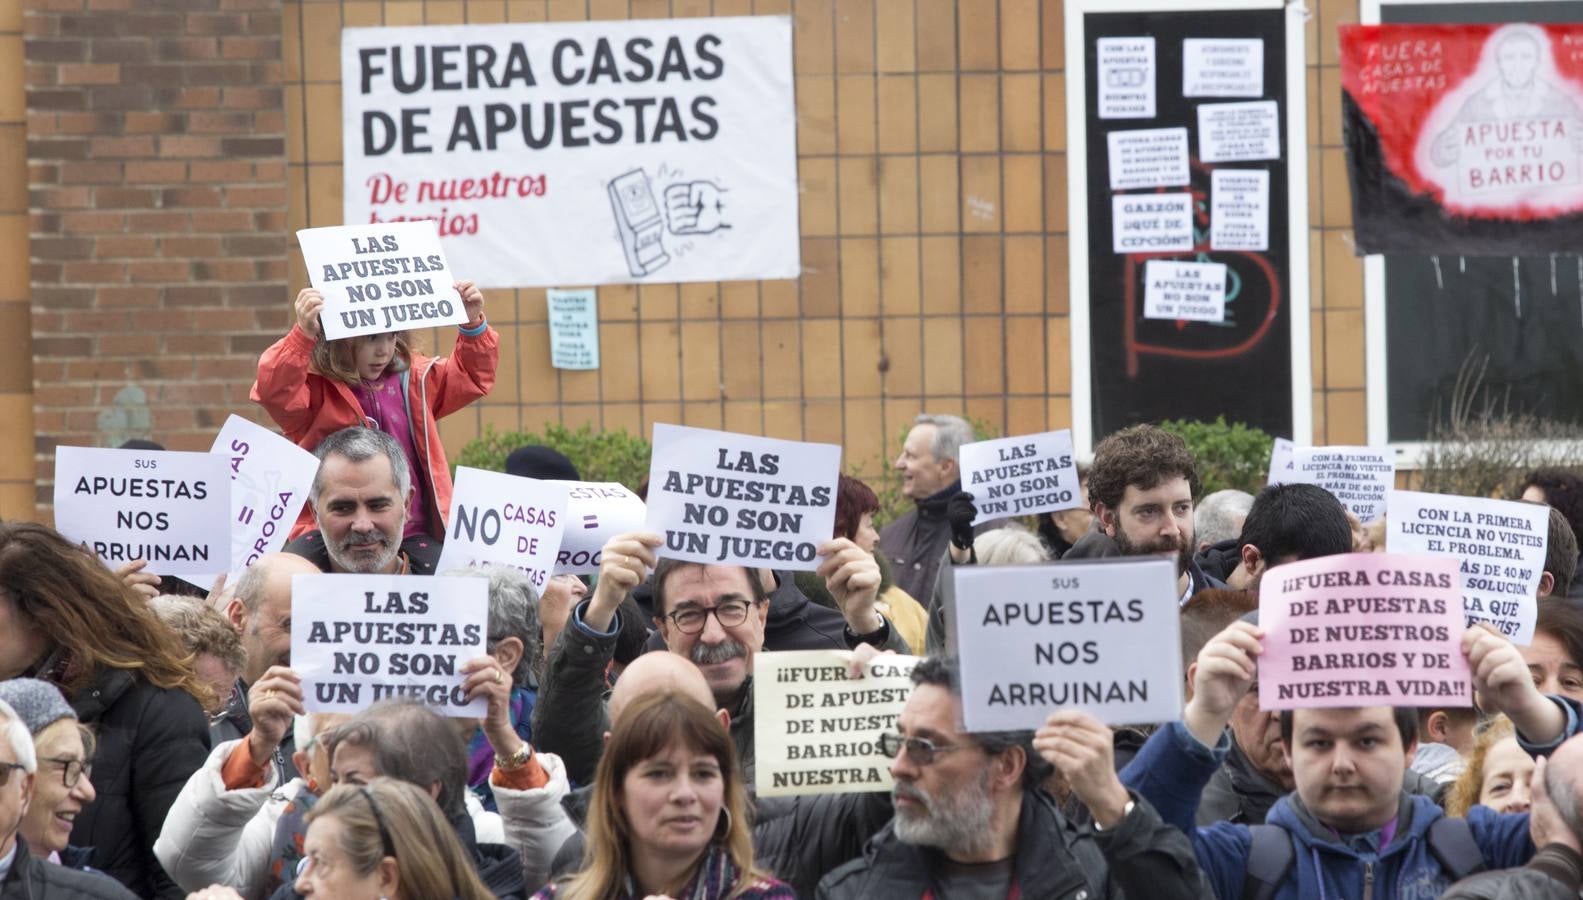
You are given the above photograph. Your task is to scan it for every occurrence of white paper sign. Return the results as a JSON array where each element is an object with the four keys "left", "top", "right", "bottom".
[
  {"left": 203, "top": 416, "right": 319, "bottom": 585},
  {"left": 341, "top": 18, "right": 800, "bottom": 288},
  {"left": 1267, "top": 437, "right": 1295, "bottom": 486},
  {"left": 753, "top": 650, "right": 919, "bottom": 797},
  {"left": 1098, "top": 37, "right": 1155, "bottom": 119},
  {"left": 298, "top": 222, "right": 464, "bottom": 340},
  {"left": 1387, "top": 490, "right": 1548, "bottom": 645},
  {"left": 644, "top": 424, "right": 839, "bottom": 570},
  {"left": 53, "top": 447, "right": 232, "bottom": 576},
  {"left": 1210, "top": 169, "right": 1270, "bottom": 251},
  {"left": 292, "top": 574, "right": 488, "bottom": 716},
  {"left": 1198, "top": 100, "right": 1280, "bottom": 162},
  {"left": 1183, "top": 38, "right": 1264, "bottom": 97},
  {"left": 1291, "top": 446, "right": 1395, "bottom": 523},
  {"left": 953, "top": 560, "right": 1183, "bottom": 731},
  {"left": 548, "top": 288, "right": 599, "bottom": 371},
  {"left": 1143, "top": 260, "right": 1227, "bottom": 322},
  {"left": 550, "top": 480, "right": 648, "bottom": 574},
  {"left": 1112, "top": 192, "right": 1193, "bottom": 254},
  {"left": 1107, "top": 127, "right": 1189, "bottom": 190},
  {"left": 436, "top": 466, "right": 568, "bottom": 591},
  {"left": 959, "top": 430, "right": 1082, "bottom": 524}
]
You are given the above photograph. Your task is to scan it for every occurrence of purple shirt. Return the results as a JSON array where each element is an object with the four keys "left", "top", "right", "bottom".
[{"left": 354, "top": 369, "right": 432, "bottom": 538}]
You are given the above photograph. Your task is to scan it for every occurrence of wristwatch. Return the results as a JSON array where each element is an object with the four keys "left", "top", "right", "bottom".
[
  {"left": 494, "top": 742, "right": 533, "bottom": 771},
  {"left": 1093, "top": 800, "right": 1136, "bottom": 832}
]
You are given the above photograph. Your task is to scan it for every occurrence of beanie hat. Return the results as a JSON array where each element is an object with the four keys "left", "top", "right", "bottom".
[
  {"left": 505, "top": 445, "right": 580, "bottom": 482},
  {"left": 0, "top": 678, "right": 77, "bottom": 735}
]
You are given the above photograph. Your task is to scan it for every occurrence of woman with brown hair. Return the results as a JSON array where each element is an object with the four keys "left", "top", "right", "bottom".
[
  {"left": 534, "top": 691, "right": 792, "bottom": 900},
  {"left": 0, "top": 520, "right": 212, "bottom": 898}
]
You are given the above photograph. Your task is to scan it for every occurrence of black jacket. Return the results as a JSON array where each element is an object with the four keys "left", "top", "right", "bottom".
[
  {"left": 1197, "top": 735, "right": 1446, "bottom": 826},
  {"left": 816, "top": 789, "right": 1210, "bottom": 900},
  {"left": 876, "top": 482, "right": 966, "bottom": 603},
  {"left": 0, "top": 838, "right": 138, "bottom": 900},
  {"left": 1443, "top": 844, "right": 1583, "bottom": 900},
  {"left": 281, "top": 530, "right": 442, "bottom": 574},
  {"left": 66, "top": 668, "right": 210, "bottom": 900}
]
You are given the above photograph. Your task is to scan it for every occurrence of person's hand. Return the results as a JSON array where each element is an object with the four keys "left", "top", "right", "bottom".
[
  {"left": 587, "top": 532, "right": 662, "bottom": 632},
  {"left": 538, "top": 574, "right": 585, "bottom": 658},
  {"left": 1467, "top": 624, "right": 1565, "bottom": 744},
  {"left": 946, "top": 491, "right": 978, "bottom": 550},
  {"left": 114, "top": 559, "right": 161, "bottom": 600},
  {"left": 817, "top": 538, "right": 884, "bottom": 635},
  {"left": 245, "top": 667, "right": 304, "bottom": 769},
  {"left": 1034, "top": 710, "right": 1133, "bottom": 828},
  {"left": 844, "top": 642, "right": 897, "bottom": 679},
  {"left": 1185, "top": 621, "right": 1262, "bottom": 748},
  {"left": 187, "top": 887, "right": 247, "bottom": 900},
  {"left": 455, "top": 280, "right": 485, "bottom": 328},
  {"left": 204, "top": 574, "right": 230, "bottom": 611},
  {"left": 294, "top": 288, "right": 324, "bottom": 339},
  {"left": 461, "top": 655, "right": 521, "bottom": 759},
  {"left": 1528, "top": 755, "right": 1583, "bottom": 853}
]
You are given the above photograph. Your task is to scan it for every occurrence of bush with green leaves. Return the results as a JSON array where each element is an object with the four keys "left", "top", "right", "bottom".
[
  {"left": 454, "top": 423, "right": 652, "bottom": 490},
  {"left": 1157, "top": 417, "right": 1274, "bottom": 497}
]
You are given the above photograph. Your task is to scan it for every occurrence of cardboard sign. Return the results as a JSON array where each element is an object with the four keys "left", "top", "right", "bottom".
[
  {"left": 293, "top": 574, "right": 488, "bottom": 716},
  {"left": 297, "top": 221, "right": 465, "bottom": 340},
  {"left": 1291, "top": 446, "right": 1395, "bottom": 523},
  {"left": 1112, "top": 192, "right": 1193, "bottom": 253},
  {"left": 1143, "top": 260, "right": 1228, "bottom": 322},
  {"left": 958, "top": 430, "right": 1082, "bottom": 524},
  {"left": 1266, "top": 437, "right": 1295, "bottom": 486},
  {"left": 1387, "top": 490, "right": 1547, "bottom": 644},
  {"left": 436, "top": 466, "right": 567, "bottom": 591},
  {"left": 1106, "top": 127, "right": 1189, "bottom": 190},
  {"left": 1183, "top": 38, "right": 1264, "bottom": 97},
  {"left": 644, "top": 424, "right": 839, "bottom": 570},
  {"left": 1198, "top": 100, "right": 1280, "bottom": 162},
  {"left": 53, "top": 446, "right": 232, "bottom": 576},
  {"left": 1259, "top": 553, "right": 1471, "bottom": 710},
  {"left": 547, "top": 288, "right": 599, "bottom": 371},
  {"left": 193, "top": 416, "right": 319, "bottom": 587},
  {"left": 1098, "top": 36, "right": 1156, "bottom": 119},
  {"left": 1210, "top": 168, "right": 1270, "bottom": 251},
  {"left": 952, "top": 560, "right": 1183, "bottom": 731},
  {"left": 550, "top": 480, "right": 648, "bottom": 575},
  {"left": 753, "top": 650, "right": 920, "bottom": 797}
]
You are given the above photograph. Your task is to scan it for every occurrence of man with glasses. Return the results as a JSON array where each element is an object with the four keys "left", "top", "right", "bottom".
[
  {"left": 533, "top": 530, "right": 911, "bottom": 787},
  {"left": 819, "top": 657, "right": 1209, "bottom": 899}
]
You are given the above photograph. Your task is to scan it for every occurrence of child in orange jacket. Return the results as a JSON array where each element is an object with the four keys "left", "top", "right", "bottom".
[{"left": 250, "top": 281, "right": 498, "bottom": 541}]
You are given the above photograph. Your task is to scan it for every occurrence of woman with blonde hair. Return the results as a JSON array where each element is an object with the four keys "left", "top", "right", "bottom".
[
  {"left": 292, "top": 777, "right": 494, "bottom": 900},
  {"left": 535, "top": 691, "right": 793, "bottom": 900},
  {"left": 1443, "top": 716, "right": 1534, "bottom": 817}
]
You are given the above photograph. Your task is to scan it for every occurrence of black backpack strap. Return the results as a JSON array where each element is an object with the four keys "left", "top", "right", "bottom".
[
  {"left": 1426, "top": 815, "right": 1487, "bottom": 882},
  {"left": 1241, "top": 825, "right": 1297, "bottom": 900}
]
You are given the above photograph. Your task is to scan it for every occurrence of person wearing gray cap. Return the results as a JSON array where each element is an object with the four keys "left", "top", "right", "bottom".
[{"left": 0, "top": 680, "right": 101, "bottom": 869}]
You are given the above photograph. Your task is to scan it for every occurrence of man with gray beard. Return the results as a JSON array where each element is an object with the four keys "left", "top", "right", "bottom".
[
  {"left": 283, "top": 426, "right": 442, "bottom": 575},
  {"left": 818, "top": 657, "right": 1211, "bottom": 899}
]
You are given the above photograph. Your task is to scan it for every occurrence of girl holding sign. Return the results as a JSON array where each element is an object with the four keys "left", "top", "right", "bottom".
[{"left": 251, "top": 283, "right": 498, "bottom": 541}]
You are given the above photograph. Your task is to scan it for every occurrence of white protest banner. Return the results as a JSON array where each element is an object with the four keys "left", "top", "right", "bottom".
[
  {"left": 1197, "top": 100, "right": 1280, "bottom": 162},
  {"left": 644, "top": 424, "right": 839, "bottom": 570},
  {"left": 1387, "top": 490, "right": 1547, "bottom": 644},
  {"left": 1291, "top": 446, "right": 1395, "bottom": 523},
  {"left": 1143, "top": 260, "right": 1227, "bottom": 322},
  {"left": 292, "top": 574, "right": 488, "bottom": 716},
  {"left": 550, "top": 480, "right": 648, "bottom": 575},
  {"left": 953, "top": 560, "right": 1183, "bottom": 731},
  {"left": 1210, "top": 169, "right": 1270, "bottom": 251},
  {"left": 436, "top": 467, "right": 567, "bottom": 591},
  {"left": 548, "top": 288, "right": 599, "bottom": 370},
  {"left": 1106, "top": 127, "right": 1189, "bottom": 190},
  {"left": 1183, "top": 38, "right": 1264, "bottom": 97},
  {"left": 958, "top": 430, "right": 1081, "bottom": 524},
  {"left": 753, "top": 650, "right": 919, "bottom": 797},
  {"left": 199, "top": 416, "right": 319, "bottom": 586},
  {"left": 1098, "top": 37, "right": 1155, "bottom": 119},
  {"left": 1267, "top": 437, "right": 1295, "bottom": 486},
  {"left": 1112, "top": 192, "right": 1193, "bottom": 254},
  {"left": 53, "top": 447, "right": 231, "bottom": 576},
  {"left": 298, "top": 221, "right": 464, "bottom": 340},
  {"left": 342, "top": 17, "right": 799, "bottom": 288},
  {"left": 1259, "top": 553, "right": 1470, "bottom": 710}
]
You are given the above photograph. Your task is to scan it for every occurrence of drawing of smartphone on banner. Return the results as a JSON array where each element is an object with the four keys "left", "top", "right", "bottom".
[{"left": 608, "top": 169, "right": 671, "bottom": 277}]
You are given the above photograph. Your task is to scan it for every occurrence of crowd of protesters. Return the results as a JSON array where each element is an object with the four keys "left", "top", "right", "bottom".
[{"left": 2, "top": 280, "right": 1583, "bottom": 900}]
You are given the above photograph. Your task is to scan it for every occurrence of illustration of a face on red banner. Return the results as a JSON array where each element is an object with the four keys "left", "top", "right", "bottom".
[{"left": 1342, "top": 23, "right": 1583, "bottom": 238}]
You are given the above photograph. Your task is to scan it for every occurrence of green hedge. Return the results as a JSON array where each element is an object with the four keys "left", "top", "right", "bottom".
[
  {"left": 1157, "top": 416, "right": 1274, "bottom": 497},
  {"left": 454, "top": 423, "right": 652, "bottom": 490}
]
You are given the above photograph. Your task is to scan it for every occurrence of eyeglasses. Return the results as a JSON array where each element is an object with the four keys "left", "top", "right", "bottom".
[
  {"left": 877, "top": 732, "right": 972, "bottom": 766},
  {"left": 665, "top": 600, "right": 754, "bottom": 635},
  {"left": 0, "top": 762, "right": 26, "bottom": 787},
  {"left": 41, "top": 757, "right": 90, "bottom": 789}
]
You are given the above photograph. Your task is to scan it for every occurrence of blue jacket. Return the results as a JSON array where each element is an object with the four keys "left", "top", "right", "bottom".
[{"left": 1121, "top": 697, "right": 1582, "bottom": 900}]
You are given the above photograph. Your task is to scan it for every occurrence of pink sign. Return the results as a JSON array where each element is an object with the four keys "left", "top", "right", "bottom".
[{"left": 1258, "top": 553, "right": 1472, "bottom": 710}]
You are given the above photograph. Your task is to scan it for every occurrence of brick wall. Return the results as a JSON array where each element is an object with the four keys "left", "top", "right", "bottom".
[{"left": 25, "top": 0, "right": 288, "bottom": 516}]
